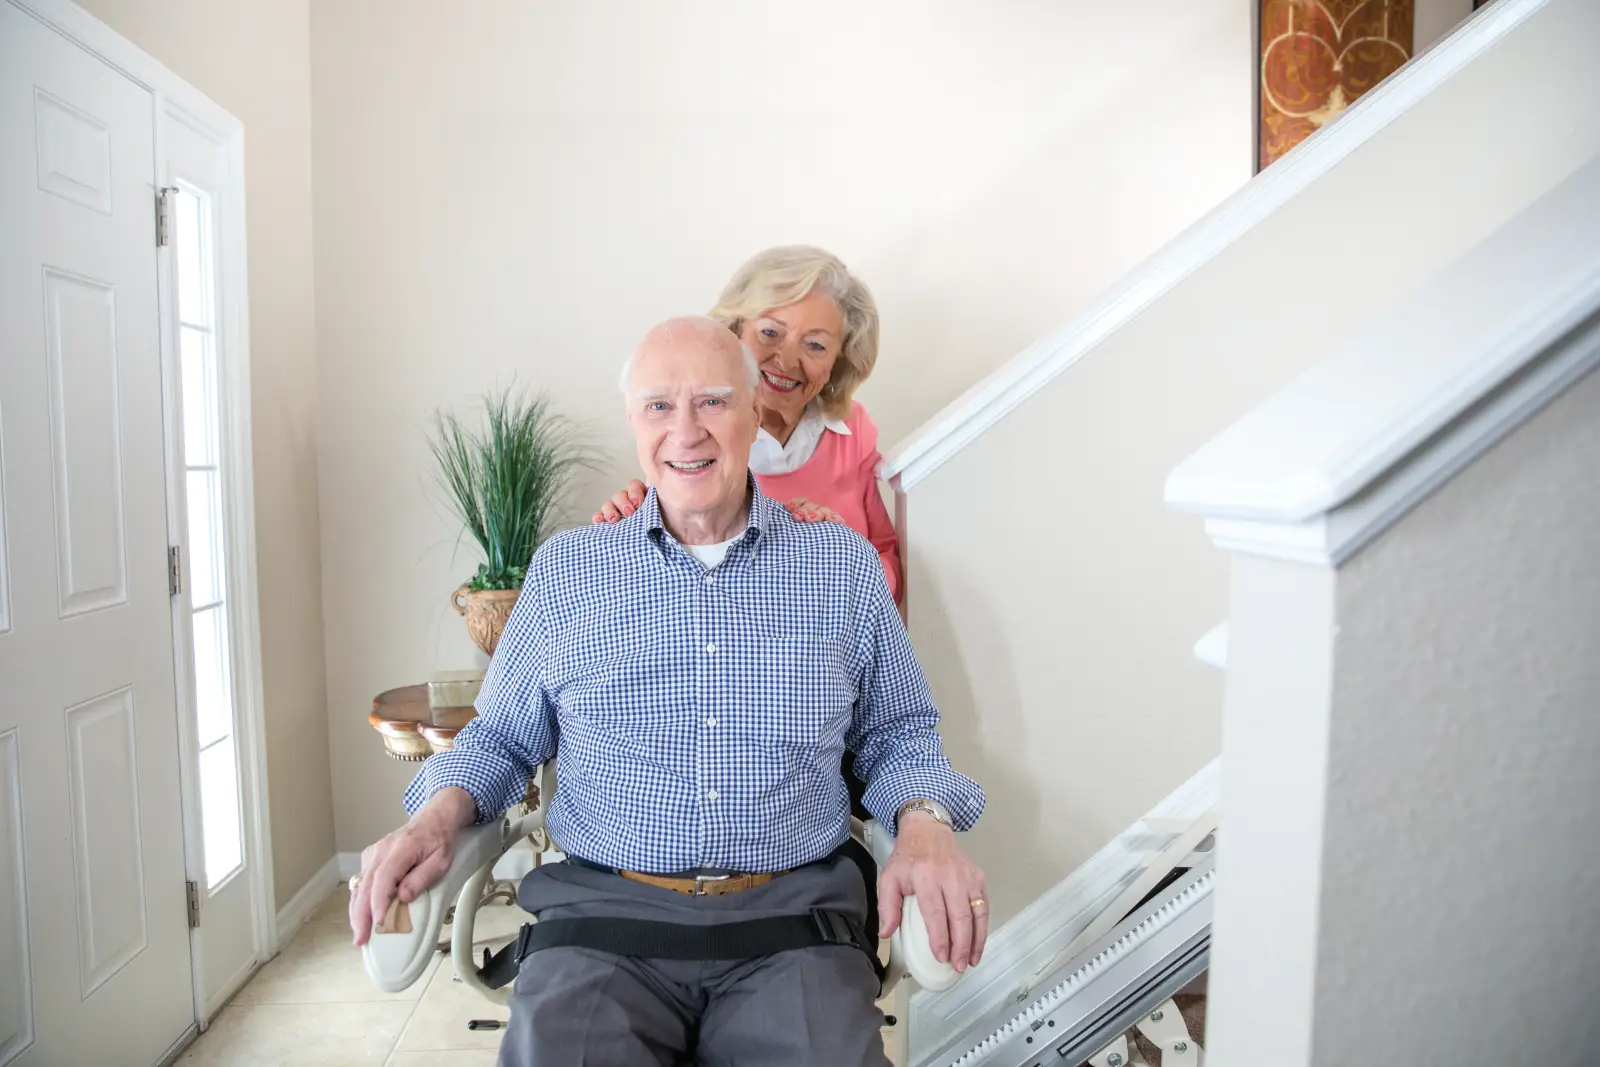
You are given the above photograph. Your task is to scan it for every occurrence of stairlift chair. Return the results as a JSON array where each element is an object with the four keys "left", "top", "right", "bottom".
[{"left": 360, "top": 766, "right": 964, "bottom": 1067}]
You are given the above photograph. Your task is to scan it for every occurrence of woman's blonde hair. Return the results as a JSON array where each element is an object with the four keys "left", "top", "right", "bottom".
[{"left": 708, "top": 245, "right": 880, "bottom": 420}]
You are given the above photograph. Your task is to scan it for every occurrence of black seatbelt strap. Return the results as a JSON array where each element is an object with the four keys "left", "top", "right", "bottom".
[
  {"left": 835, "top": 835, "right": 882, "bottom": 961},
  {"left": 478, "top": 906, "right": 881, "bottom": 990},
  {"left": 479, "top": 836, "right": 889, "bottom": 991}
]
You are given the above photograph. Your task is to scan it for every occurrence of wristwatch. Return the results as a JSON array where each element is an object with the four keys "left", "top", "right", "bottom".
[{"left": 896, "top": 797, "right": 953, "bottom": 832}]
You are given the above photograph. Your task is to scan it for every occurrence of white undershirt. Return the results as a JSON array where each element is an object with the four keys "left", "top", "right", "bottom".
[{"left": 683, "top": 534, "right": 742, "bottom": 570}]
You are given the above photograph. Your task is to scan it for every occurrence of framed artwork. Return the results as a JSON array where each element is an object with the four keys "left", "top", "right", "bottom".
[{"left": 1258, "top": 0, "right": 1415, "bottom": 171}]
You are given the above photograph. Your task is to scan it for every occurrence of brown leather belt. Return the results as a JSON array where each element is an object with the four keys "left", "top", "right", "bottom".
[{"left": 618, "top": 869, "right": 788, "bottom": 897}]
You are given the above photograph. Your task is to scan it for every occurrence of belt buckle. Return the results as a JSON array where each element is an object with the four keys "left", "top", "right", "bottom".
[{"left": 693, "top": 873, "right": 732, "bottom": 896}]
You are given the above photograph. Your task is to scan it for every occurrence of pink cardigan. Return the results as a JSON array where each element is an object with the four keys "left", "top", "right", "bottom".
[{"left": 756, "top": 402, "right": 902, "bottom": 603}]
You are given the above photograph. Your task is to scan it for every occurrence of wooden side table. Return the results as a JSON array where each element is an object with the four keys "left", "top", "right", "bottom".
[
  {"left": 367, "top": 684, "right": 548, "bottom": 936},
  {"left": 369, "top": 685, "right": 478, "bottom": 761}
]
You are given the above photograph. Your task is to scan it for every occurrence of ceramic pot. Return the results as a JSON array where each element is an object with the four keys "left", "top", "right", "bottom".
[{"left": 452, "top": 585, "right": 520, "bottom": 657}]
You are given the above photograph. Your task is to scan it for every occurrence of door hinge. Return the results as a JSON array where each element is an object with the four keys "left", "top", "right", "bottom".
[
  {"left": 168, "top": 545, "right": 183, "bottom": 597},
  {"left": 186, "top": 880, "right": 201, "bottom": 929},
  {"left": 156, "top": 186, "right": 177, "bottom": 247}
]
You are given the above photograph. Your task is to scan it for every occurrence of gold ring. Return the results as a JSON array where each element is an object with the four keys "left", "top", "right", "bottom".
[{"left": 970, "top": 898, "right": 986, "bottom": 910}]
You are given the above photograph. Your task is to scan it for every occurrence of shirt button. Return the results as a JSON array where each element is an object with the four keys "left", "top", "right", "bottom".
[
  {"left": 705, "top": 642, "right": 717, "bottom": 654},
  {"left": 703, "top": 573, "right": 715, "bottom": 584},
  {"left": 704, "top": 716, "right": 717, "bottom": 728},
  {"left": 706, "top": 789, "right": 720, "bottom": 802}
]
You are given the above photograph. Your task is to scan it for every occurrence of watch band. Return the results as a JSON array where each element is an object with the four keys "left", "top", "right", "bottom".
[{"left": 896, "top": 797, "right": 952, "bottom": 831}]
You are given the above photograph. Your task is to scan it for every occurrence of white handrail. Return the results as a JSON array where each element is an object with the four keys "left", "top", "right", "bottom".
[
  {"left": 879, "top": 0, "right": 1550, "bottom": 493},
  {"left": 1164, "top": 156, "right": 1600, "bottom": 564}
]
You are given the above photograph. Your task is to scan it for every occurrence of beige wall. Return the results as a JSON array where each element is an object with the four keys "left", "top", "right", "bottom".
[
  {"left": 905, "top": 0, "right": 1600, "bottom": 923},
  {"left": 76, "top": 0, "right": 334, "bottom": 906},
  {"left": 309, "top": 0, "right": 1258, "bottom": 851},
  {"left": 1417, "top": 0, "right": 1478, "bottom": 53}
]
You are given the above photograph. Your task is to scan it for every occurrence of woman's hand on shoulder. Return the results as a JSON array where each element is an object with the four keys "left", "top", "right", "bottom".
[
  {"left": 785, "top": 497, "right": 844, "bottom": 525},
  {"left": 592, "top": 479, "right": 648, "bottom": 524}
]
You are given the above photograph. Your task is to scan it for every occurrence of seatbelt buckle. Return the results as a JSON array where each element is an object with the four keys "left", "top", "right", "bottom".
[
  {"left": 478, "top": 923, "right": 535, "bottom": 991},
  {"left": 809, "top": 908, "right": 857, "bottom": 948}
]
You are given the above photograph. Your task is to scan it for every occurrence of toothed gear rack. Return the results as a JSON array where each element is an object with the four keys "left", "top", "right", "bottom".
[{"left": 925, "top": 855, "right": 1213, "bottom": 1067}]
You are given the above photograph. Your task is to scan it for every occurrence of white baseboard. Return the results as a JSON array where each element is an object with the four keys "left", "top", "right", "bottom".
[
  {"left": 909, "top": 759, "right": 1219, "bottom": 1067},
  {"left": 275, "top": 854, "right": 340, "bottom": 946}
]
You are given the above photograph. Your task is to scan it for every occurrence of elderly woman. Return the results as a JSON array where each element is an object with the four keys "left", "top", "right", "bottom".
[{"left": 594, "top": 245, "right": 902, "bottom": 601}]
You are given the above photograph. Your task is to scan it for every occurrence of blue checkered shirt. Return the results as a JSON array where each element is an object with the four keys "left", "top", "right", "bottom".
[{"left": 404, "top": 479, "right": 984, "bottom": 873}]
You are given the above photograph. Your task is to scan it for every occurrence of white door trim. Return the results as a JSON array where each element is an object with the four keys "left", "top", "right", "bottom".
[{"left": 11, "top": 0, "right": 276, "bottom": 1023}]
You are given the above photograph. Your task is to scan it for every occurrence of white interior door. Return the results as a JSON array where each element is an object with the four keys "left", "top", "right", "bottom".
[{"left": 0, "top": 4, "right": 197, "bottom": 1064}]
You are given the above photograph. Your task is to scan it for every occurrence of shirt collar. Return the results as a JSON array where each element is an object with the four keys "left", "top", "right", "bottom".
[
  {"left": 809, "top": 399, "right": 852, "bottom": 437},
  {"left": 750, "top": 403, "right": 851, "bottom": 477},
  {"left": 753, "top": 402, "right": 850, "bottom": 443},
  {"left": 639, "top": 473, "right": 783, "bottom": 559}
]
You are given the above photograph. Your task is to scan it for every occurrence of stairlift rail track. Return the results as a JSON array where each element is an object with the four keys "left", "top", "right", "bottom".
[{"left": 928, "top": 858, "right": 1214, "bottom": 1067}]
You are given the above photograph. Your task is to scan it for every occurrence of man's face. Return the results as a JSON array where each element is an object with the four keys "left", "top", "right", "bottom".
[{"left": 625, "top": 325, "right": 759, "bottom": 523}]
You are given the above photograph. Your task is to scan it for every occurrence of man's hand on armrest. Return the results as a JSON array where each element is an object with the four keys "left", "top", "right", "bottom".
[
  {"left": 349, "top": 786, "right": 477, "bottom": 947},
  {"left": 877, "top": 811, "right": 989, "bottom": 975}
]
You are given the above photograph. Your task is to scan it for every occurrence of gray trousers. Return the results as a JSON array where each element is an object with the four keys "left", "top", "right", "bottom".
[{"left": 498, "top": 851, "right": 891, "bottom": 1067}]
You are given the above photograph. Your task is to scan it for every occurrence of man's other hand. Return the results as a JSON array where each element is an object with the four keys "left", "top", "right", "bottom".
[
  {"left": 349, "top": 787, "right": 476, "bottom": 947},
  {"left": 877, "top": 812, "right": 988, "bottom": 973}
]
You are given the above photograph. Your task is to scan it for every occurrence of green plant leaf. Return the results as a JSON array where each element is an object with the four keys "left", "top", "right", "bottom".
[{"left": 428, "top": 386, "right": 601, "bottom": 588}]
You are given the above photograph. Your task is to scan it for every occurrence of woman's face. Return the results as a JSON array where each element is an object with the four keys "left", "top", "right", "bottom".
[{"left": 740, "top": 288, "right": 844, "bottom": 426}]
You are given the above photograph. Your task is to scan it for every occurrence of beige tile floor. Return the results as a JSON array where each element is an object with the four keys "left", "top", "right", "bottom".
[{"left": 178, "top": 883, "right": 520, "bottom": 1067}]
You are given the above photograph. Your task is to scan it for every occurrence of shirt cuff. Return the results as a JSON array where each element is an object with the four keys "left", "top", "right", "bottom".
[
  {"left": 402, "top": 750, "right": 520, "bottom": 825},
  {"left": 864, "top": 769, "right": 986, "bottom": 834}
]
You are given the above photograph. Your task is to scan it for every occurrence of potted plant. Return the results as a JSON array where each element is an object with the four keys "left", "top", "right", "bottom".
[{"left": 430, "top": 386, "right": 596, "bottom": 657}]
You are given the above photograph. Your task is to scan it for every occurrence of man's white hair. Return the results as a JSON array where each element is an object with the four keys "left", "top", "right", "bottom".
[{"left": 618, "top": 315, "right": 761, "bottom": 397}]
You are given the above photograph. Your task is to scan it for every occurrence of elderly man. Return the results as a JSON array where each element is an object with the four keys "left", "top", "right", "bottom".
[{"left": 351, "top": 316, "right": 986, "bottom": 1065}]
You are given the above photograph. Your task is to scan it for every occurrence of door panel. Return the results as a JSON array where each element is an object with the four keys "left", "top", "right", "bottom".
[
  {"left": 43, "top": 268, "right": 129, "bottom": 616},
  {"left": 0, "top": 3, "right": 196, "bottom": 1063},
  {"left": 33, "top": 87, "right": 113, "bottom": 215},
  {"left": 65, "top": 687, "right": 149, "bottom": 997},
  {"left": 0, "top": 406, "right": 9, "bottom": 636},
  {"left": 0, "top": 731, "right": 32, "bottom": 1063}
]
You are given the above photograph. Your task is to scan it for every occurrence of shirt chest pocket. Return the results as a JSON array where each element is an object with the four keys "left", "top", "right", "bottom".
[{"left": 726, "top": 635, "right": 855, "bottom": 746}]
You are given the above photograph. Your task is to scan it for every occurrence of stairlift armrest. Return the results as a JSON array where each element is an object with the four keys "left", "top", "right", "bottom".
[
  {"left": 361, "top": 804, "right": 543, "bottom": 993},
  {"left": 862, "top": 818, "right": 963, "bottom": 994}
]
